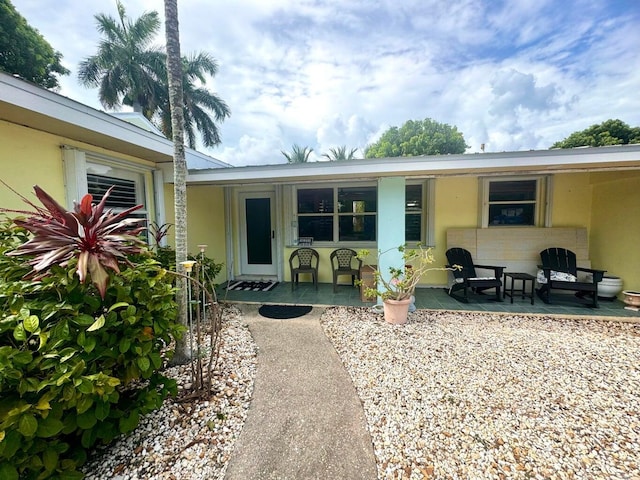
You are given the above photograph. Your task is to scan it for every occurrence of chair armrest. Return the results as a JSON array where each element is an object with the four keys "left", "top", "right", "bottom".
[
  {"left": 537, "top": 265, "right": 552, "bottom": 280},
  {"left": 446, "top": 264, "right": 467, "bottom": 278},
  {"left": 576, "top": 267, "right": 606, "bottom": 282}
]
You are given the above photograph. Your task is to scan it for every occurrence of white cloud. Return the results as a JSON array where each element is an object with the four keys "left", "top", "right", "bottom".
[{"left": 9, "top": 0, "right": 640, "bottom": 164}]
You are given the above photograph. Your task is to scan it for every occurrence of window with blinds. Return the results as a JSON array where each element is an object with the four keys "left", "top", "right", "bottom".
[
  {"left": 85, "top": 162, "right": 150, "bottom": 238},
  {"left": 87, "top": 173, "right": 138, "bottom": 209}
]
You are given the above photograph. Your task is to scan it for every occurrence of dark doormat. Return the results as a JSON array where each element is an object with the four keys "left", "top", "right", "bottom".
[
  {"left": 226, "top": 280, "right": 278, "bottom": 292},
  {"left": 258, "top": 304, "right": 313, "bottom": 319}
]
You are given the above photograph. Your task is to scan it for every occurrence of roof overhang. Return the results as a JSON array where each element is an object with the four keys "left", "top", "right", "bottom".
[
  {"left": 186, "top": 144, "right": 640, "bottom": 186},
  {"left": 0, "top": 72, "right": 229, "bottom": 168}
]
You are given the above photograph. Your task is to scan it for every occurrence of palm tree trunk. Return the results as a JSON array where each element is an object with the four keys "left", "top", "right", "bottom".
[{"left": 163, "top": 0, "right": 189, "bottom": 363}]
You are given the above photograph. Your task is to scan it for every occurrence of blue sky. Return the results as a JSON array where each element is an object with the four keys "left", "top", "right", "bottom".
[{"left": 10, "top": 0, "right": 640, "bottom": 166}]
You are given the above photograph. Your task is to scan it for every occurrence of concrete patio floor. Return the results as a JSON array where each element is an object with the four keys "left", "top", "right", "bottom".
[{"left": 217, "top": 282, "right": 639, "bottom": 321}]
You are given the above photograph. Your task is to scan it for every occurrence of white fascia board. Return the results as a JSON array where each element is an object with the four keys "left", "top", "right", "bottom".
[
  {"left": 1, "top": 73, "right": 172, "bottom": 153},
  {"left": 186, "top": 149, "right": 231, "bottom": 168},
  {"left": 0, "top": 73, "right": 230, "bottom": 168},
  {"left": 186, "top": 144, "right": 640, "bottom": 185}
]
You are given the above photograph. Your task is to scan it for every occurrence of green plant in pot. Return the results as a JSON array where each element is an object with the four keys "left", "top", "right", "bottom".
[{"left": 357, "top": 244, "right": 459, "bottom": 324}]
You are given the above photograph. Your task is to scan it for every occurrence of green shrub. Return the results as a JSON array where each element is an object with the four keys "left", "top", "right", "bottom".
[
  {"left": 153, "top": 245, "right": 223, "bottom": 291},
  {"left": 0, "top": 216, "right": 182, "bottom": 478}
]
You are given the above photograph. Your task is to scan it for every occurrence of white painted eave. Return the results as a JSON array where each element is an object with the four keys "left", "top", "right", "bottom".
[
  {"left": 0, "top": 72, "right": 230, "bottom": 168},
  {"left": 186, "top": 144, "right": 640, "bottom": 185}
]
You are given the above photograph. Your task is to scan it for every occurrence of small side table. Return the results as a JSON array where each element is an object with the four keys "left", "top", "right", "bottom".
[{"left": 503, "top": 272, "right": 535, "bottom": 305}]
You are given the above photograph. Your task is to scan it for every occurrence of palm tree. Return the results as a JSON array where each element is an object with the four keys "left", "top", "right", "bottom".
[
  {"left": 282, "top": 144, "right": 313, "bottom": 163},
  {"left": 322, "top": 146, "right": 359, "bottom": 161},
  {"left": 163, "top": 0, "right": 189, "bottom": 363},
  {"left": 155, "top": 52, "right": 231, "bottom": 148},
  {"left": 79, "top": 2, "right": 230, "bottom": 148},
  {"left": 78, "top": 1, "right": 165, "bottom": 115}
]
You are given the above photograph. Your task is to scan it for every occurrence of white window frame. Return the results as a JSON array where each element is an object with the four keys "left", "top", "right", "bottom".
[
  {"left": 406, "top": 179, "right": 435, "bottom": 247},
  {"left": 293, "top": 181, "right": 377, "bottom": 247},
  {"left": 291, "top": 179, "right": 434, "bottom": 246},
  {"left": 86, "top": 162, "right": 148, "bottom": 215},
  {"left": 62, "top": 146, "right": 163, "bottom": 233},
  {"left": 479, "top": 175, "right": 550, "bottom": 228}
]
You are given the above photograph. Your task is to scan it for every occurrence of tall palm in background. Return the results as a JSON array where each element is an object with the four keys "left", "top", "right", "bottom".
[
  {"left": 78, "top": 1, "right": 164, "bottom": 116},
  {"left": 282, "top": 144, "right": 313, "bottom": 163},
  {"left": 155, "top": 52, "right": 230, "bottom": 148},
  {"left": 79, "top": 1, "right": 230, "bottom": 149},
  {"left": 322, "top": 146, "right": 359, "bottom": 161}
]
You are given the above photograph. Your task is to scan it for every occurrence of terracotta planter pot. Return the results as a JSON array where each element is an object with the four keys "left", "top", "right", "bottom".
[
  {"left": 622, "top": 290, "right": 640, "bottom": 307},
  {"left": 383, "top": 298, "right": 412, "bottom": 325}
]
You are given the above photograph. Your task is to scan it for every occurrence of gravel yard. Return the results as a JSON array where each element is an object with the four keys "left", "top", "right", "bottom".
[
  {"left": 321, "top": 307, "right": 640, "bottom": 480},
  {"left": 82, "top": 305, "right": 640, "bottom": 480}
]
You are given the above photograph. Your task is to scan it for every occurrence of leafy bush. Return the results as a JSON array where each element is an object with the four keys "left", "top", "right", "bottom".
[
  {"left": 0, "top": 186, "right": 182, "bottom": 479},
  {"left": 153, "top": 245, "right": 223, "bottom": 291}
]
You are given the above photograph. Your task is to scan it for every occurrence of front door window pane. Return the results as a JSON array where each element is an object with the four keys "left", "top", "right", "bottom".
[{"left": 246, "top": 198, "right": 272, "bottom": 264}]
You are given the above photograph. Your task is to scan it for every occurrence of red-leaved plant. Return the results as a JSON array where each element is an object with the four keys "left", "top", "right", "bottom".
[{"left": 5, "top": 184, "right": 146, "bottom": 298}]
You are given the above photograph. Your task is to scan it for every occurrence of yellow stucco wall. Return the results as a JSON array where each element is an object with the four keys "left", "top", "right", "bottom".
[
  {"left": 164, "top": 185, "right": 228, "bottom": 283},
  {"left": 0, "top": 119, "right": 156, "bottom": 210},
  {"left": 550, "top": 173, "right": 592, "bottom": 227},
  {"left": 589, "top": 171, "right": 640, "bottom": 291},
  {"left": 0, "top": 120, "right": 67, "bottom": 209},
  {"left": 284, "top": 246, "right": 342, "bottom": 284},
  {"left": 429, "top": 176, "right": 479, "bottom": 285}
]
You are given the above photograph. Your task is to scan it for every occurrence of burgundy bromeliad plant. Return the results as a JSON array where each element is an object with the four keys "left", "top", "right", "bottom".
[{"left": 5, "top": 184, "right": 146, "bottom": 298}]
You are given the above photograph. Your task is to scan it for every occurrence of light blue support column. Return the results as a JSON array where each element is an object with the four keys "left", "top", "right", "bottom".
[{"left": 377, "top": 177, "right": 405, "bottom": 303}]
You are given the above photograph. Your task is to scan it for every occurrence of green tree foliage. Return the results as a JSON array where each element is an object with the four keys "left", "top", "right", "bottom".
[
  {"left": 0, "top": 0, "right": 69, "bottom": 89},
  {"left": 550, "top": 119, "right": 640, "bottom": 148},
  {"left": 322, "top": 146, "right": 359, "bottom": 161},
  {"left": 78, "top": 1, "right": 230, "bottom": 148},
  {"left": 365, "top": 118, "right": 468, "bottom": 158},
  {"left": 78, "top": 0, "right": 165, "bottom": 116},
  {"left": 155, "top": 52, "right": 231, "bottom": 148},
  {"left": 282, "top": 144, "right": 313, "bottom": 163}
]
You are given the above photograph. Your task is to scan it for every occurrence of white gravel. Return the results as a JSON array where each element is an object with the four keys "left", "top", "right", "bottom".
[
  {"left": 82, "top": 305, "right": 640, "bottom": 480},
  {"left": 82, "top": 305, "right": 257, "bottom": 480},
  {"left": 321, "top": 307, "right": 640, "bottom": 480}
]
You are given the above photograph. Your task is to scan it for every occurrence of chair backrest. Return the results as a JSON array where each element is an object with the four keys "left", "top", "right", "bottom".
[
  {"left": 540, "top": 248, "right": 577, "bottom": 276},
  {"left": 446, "top": 247, "right": 477, "bottom": 279},
  {"left": 330, "top": 248, "right": 361, "bottom": 270},
  {"left": 289, "top": 248, "right": 319, "bottom": 269}
]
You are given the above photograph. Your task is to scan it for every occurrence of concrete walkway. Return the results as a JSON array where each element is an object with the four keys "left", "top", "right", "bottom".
[{"left": 224, "top": 304, "right": 378, "bottom": 480}]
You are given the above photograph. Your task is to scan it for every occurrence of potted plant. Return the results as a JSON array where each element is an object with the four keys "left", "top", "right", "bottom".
[{"left": 357, "top": 244, "right": 459, "bottom": 324}]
